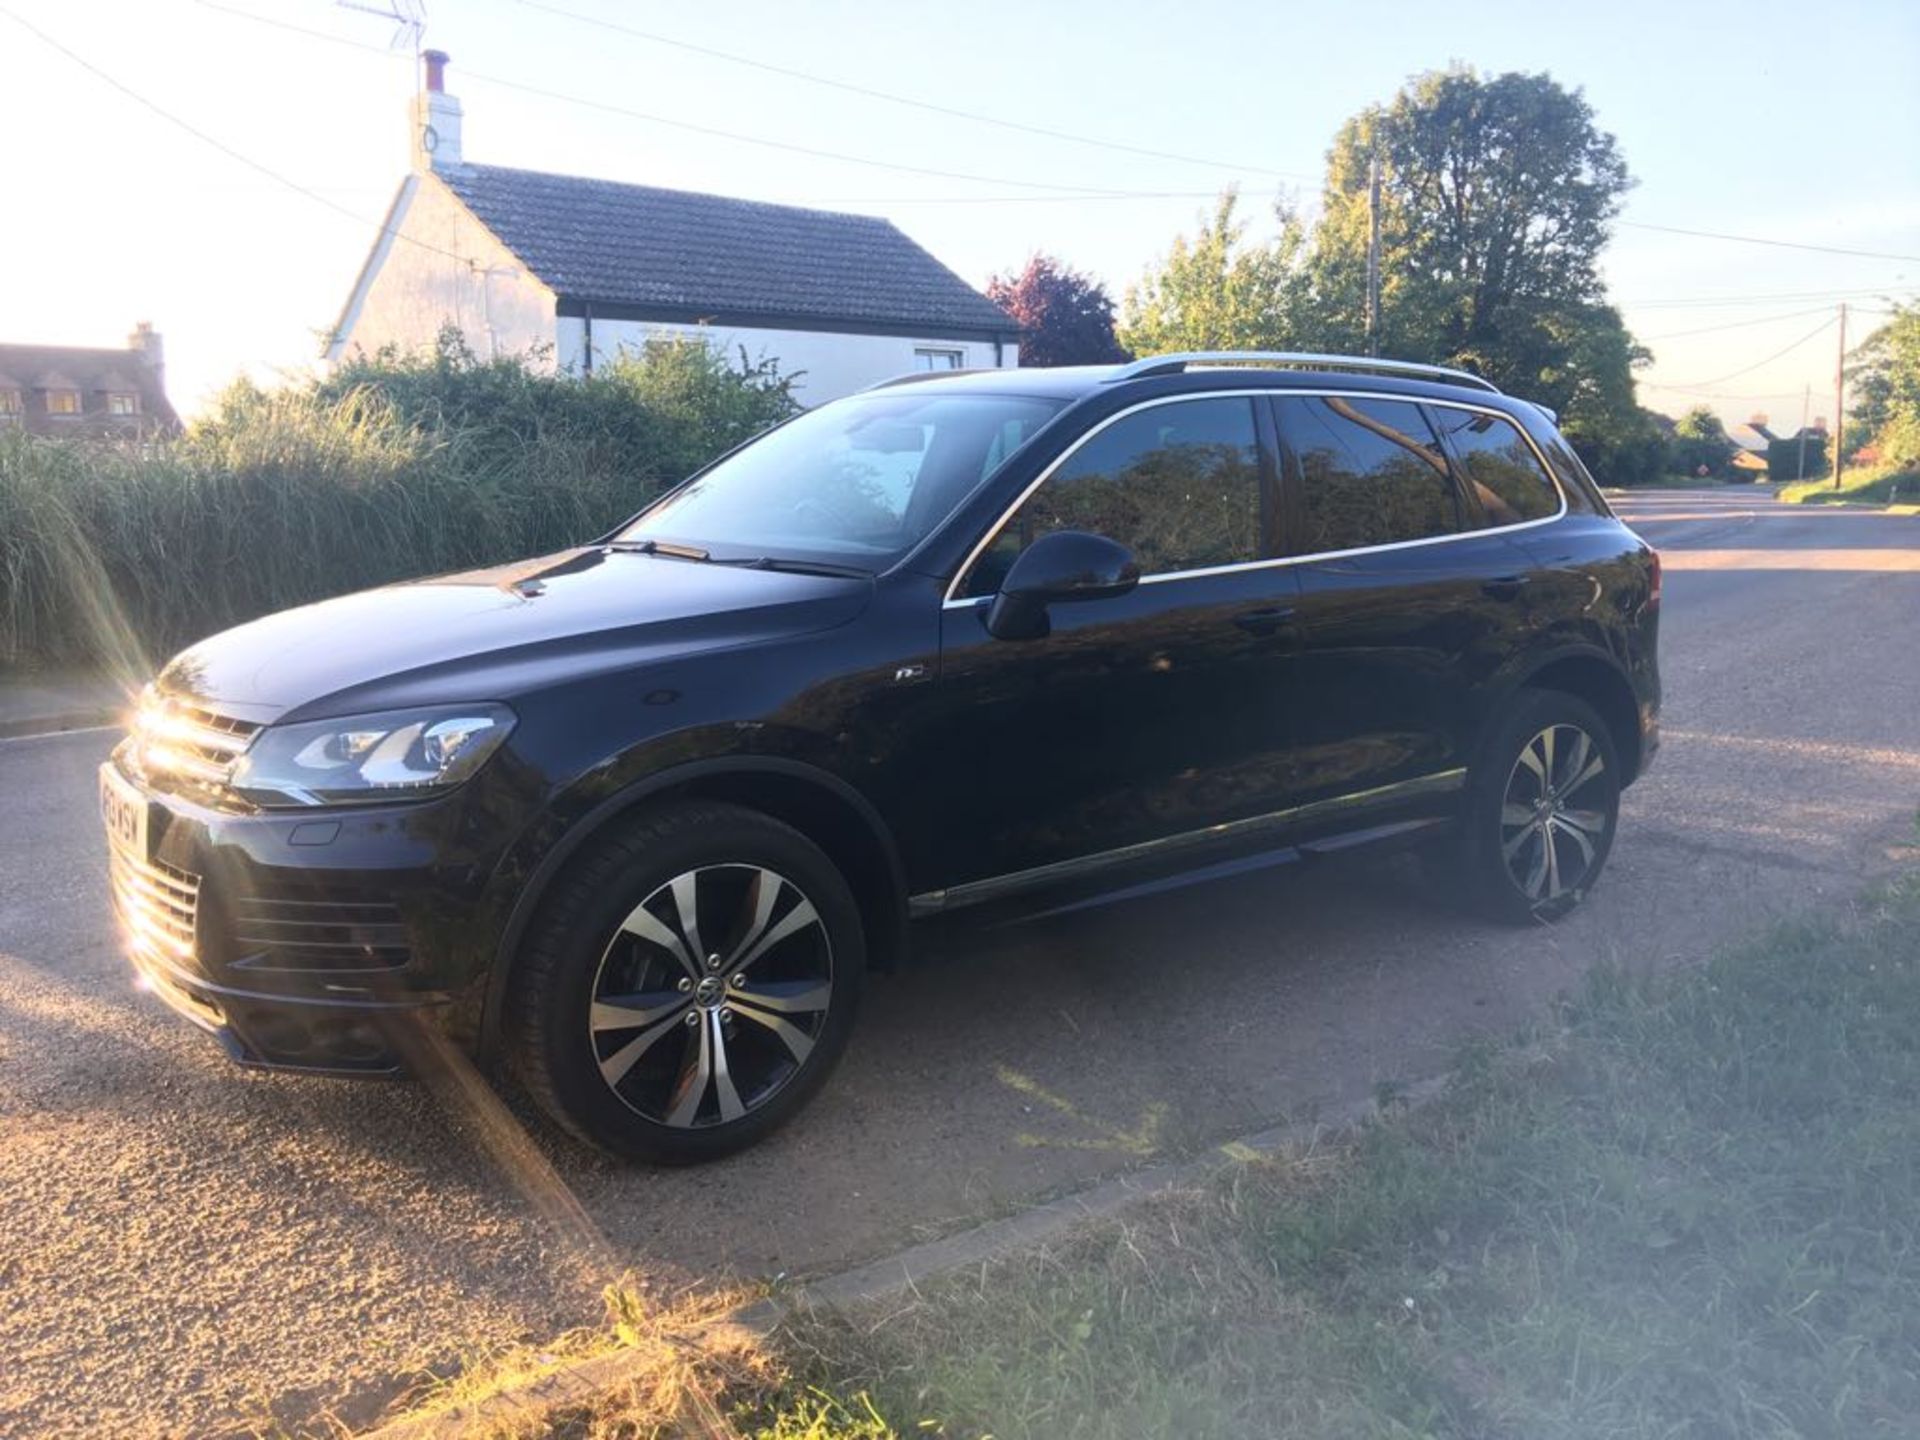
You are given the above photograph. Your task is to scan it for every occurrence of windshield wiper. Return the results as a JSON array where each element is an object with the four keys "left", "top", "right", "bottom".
[
  {"left": 606, "top": 540, "right": 867, "bottom": 579},
  {"left": 708, "top": 555, "right": 874, "bottom": 579},
  {"left": 603, "top": 538, "right": 711, "bottom": 560}
]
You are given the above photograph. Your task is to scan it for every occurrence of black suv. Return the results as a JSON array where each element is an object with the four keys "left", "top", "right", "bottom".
[{"left": 102, "top": 352, "right": 1660, "bottom": 1161}]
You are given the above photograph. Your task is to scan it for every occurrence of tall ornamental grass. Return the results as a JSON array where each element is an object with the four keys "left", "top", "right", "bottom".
[{"left": 0, "top": 333, "right": 796, "bottom": 669}]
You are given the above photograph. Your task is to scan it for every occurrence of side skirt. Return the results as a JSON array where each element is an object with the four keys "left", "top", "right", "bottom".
[{"left": 908, "top": 769, "right": 1466, "bottom": 919}]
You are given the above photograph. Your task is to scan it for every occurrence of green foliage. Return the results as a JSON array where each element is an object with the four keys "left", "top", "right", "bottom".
[
  {"left": 1304, "top": 67, "right": 1642, "bottom": 481},
  {"left": 1668, "top": 405, "right": 1738, "bottom": 478},
  {"left": 1566, "top": 406, "right": 1672, "bottom": 487},
  {"left": 1765, "top": 431, "right": 1831, "bottom": 483},
  {"left": 0, "top": 332, "right": 796, "bottom": 667},
  {"left": 1780, "top": 459, "right": 1920, "bottom": 505},
  {"left": 1116, "top": 190, "right": 1309, "bottom": 356},
  {"left": 1848, "top": 301, "right": 1920, "bottom": 468}
]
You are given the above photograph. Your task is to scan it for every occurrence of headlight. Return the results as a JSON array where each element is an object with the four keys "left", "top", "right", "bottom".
[{"left": 228, "top": 704, "right": 516, "bottom": 808}]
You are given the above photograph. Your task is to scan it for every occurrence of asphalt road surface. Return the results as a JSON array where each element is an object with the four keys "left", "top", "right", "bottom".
[{"left": 4, "top": 488, "right": 1917, "bottom": 1437}]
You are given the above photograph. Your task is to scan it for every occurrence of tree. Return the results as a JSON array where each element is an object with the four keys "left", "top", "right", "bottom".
[
  {"left": 1299, "top": 68, "right": 1646, "bottom": 479},
  {"left": 986, "top": 255, "right": 1128, "bottom": 367},
  {"left": 1847, "top": 301, "right": 1920, "bottom": 468},
  {"left": 1117, "top": 190, "right": 1308, "bottom": 356},
  {"left": 1670, "top": 406, "right": 1738, "bottom": 478}
]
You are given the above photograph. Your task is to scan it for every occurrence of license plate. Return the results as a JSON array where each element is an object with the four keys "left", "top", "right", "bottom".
[{"left": 100, "top": 763, "right": 150, "bottom": 861}]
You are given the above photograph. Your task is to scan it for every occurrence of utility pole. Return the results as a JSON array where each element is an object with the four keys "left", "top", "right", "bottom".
[
  {"left": 1365, "top": 155, "right": 1382, "bottom": 357},
  {"left": 1832, "top": 302, "right": 1847, "bottom": 490},
  {"left": 1796, "top": 384, "right": 1810, "bottom": 482}
]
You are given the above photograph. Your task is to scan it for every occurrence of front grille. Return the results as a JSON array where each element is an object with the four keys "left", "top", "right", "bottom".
[
  {"left": 119, "top": 695, "right": 265, "bottom": 810},
  {"left": 108, "top": 836, "right": 201, "bottom": 968},
  {"left": 227, "top": 894, "right": 410, "bottom": 972},
  {"left": 135, "top": 700, "right": 262, "bottom": 794}
]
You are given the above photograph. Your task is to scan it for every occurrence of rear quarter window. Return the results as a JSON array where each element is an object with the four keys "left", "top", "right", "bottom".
[{"left": 1429, "top": 408, "right": 1562, "bottom": 525}]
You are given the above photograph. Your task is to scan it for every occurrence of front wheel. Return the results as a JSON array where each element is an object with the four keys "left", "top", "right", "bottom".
[
  {"left": 506, "top": 801, "right": 865, "bottom": 1163},
  {"left": 1445, "top": 690, "right": 1622, "bottom": 925}
]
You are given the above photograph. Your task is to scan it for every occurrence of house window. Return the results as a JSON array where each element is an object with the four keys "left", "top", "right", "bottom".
[
  {"left": 913, "top": 348, "right": 965, "bottom": 371},
  {"left": 106, "top": 393, "right": 140, "bottom": 416},
  {"left": 45, "top": 389, "right": 82, "bottom": 416},
  {"left": 0, "top": 391, "right": 21, "bottom": 418}
]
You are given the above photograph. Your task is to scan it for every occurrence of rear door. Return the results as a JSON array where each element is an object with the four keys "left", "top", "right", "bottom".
[
  {"left": 1274, "top": 393, "right": 1536, "bottom": 805},
  {"left": 928, "top": 394, "right": 1302, "bottom": 888}
]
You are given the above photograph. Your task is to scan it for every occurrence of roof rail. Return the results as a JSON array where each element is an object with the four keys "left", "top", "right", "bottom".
[{"left": 1107, "top": 351, "right": 1502, "bottom": 395}]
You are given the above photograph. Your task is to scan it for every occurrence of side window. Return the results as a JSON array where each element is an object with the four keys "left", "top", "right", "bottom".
[
  {"left": 1276, "top": 396, "right": 1459, "bottom": 553},
  {"left": 963, "top": 397, "right": 1262, "bottom": 596},
  {"left": 1430, "top": 408, "right": 1561, "bottom": 525}
]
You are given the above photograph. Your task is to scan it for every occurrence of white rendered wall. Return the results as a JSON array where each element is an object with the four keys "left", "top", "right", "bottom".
[
  {"left": 554, "top": 316, "right": 1018, "bottom": 403},
  {"left": 329, "top": 177, "right": 559, "bottom": 368}
]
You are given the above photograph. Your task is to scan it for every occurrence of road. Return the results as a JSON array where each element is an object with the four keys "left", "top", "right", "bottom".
[{"left": 3, "top": 488, "right": 1916, "bottom": 1437}]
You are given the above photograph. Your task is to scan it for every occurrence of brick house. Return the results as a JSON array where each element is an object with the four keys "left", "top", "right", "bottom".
[{"left": 0, "top": 324, "right": 178, "bottom": 438}]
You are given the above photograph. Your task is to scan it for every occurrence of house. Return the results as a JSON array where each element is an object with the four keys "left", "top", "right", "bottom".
[
  {"left": 327, "top": 52, "right": 1020, "bottom": 401},
  {"left": 1746, "top": 417, "right": 1831, "bottom": 482},
  {"left": 0, "top": 324, "right": 176, "bottom": 438}
]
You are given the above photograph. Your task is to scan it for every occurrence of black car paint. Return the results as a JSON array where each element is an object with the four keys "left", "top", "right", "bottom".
[{"left": 118, "top": 364, "right": 1660, "bottom": 1072}]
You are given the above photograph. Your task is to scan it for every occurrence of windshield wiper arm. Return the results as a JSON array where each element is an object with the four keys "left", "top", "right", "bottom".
[
  {"left": 605, "top": 540, "right": 866, "bottom": 578},
  {"left": 709, "top": 556, "right": 873, "bottom": 579}
]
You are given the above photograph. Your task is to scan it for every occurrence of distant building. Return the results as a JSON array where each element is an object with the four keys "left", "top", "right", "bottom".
[
  {"left": 1745, "top": 417, "right": 1831, "bottom": 482},
  {"left": 327, "top": 52, "right": 1020, "bottom": 402},
  {"left": 0, "top": 324, "right": 177, "bottom": 438}
]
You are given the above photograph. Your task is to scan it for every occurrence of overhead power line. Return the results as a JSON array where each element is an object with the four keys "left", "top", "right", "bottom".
[
  {"left": 1619, "top": 220, "right": 1920, "bottom": 265},
  {"left": 197, "top": 0, "right": 408, "bottom": 58},
  {"left": 195, "top": 1, "right": 1920, "bottom": 272},
  {"left": 452, "top": 65, "right": 1227, "bottom": 198},
  {"left": 1640, "top": 303, "right": 1841, "bottom": 342},
  {"left": 513, "top": 0, "right": 1316, "bottom": 181},
  {"left": 1620, "top": 284, "right": 1920, "bottom": 310},
  {"left": 1653, "top": 313, "right": 1838, "bottom": 390},
  {"left": 0, "top": 4, "right": 476, "bottom": 269}
]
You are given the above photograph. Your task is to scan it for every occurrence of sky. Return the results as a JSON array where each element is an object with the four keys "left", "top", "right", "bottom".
[{"left": 2, "top": 0, "right": 1916, "bottom": 435}]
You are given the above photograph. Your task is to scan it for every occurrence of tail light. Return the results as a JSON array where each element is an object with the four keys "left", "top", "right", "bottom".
[{"left": 1647, "top": 548, "right": 1662, "bottom": 610}]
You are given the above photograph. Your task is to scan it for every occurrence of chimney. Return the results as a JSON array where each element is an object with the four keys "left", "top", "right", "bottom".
[
  {"left": 128, "top": 322, "right": 163, "bottom": 384},
  {"left": 409, "top": 49, "right": 464, "bottom": 172}
]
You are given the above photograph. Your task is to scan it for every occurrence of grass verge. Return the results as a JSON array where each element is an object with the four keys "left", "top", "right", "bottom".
[
  {"left": 373, "top": 875, "right": 1920, "bottom": 1439},
  {"left": 1778, "top": 462, "right": 1920, "bottom": 507}
]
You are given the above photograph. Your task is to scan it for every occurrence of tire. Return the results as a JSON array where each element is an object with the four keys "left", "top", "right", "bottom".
[
  {"left": 506, "top": 800, "right": 866, "bottom": 1163},
  {"left": 1443, "top": 689, "right": 1622, "bottom": 925}
]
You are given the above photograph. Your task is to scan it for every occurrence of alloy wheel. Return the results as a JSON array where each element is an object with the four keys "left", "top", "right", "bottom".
[
  {"left": 588, "top": 864, "right": 833, "bottom": 1128},
  {"left": 1499, "top": 723, "right": 1611, "bottom": 903}
]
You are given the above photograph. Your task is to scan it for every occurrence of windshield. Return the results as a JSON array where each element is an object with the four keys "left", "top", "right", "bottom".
[{"left": 618, "top": 391, "right": 1066, "bottom": 570}]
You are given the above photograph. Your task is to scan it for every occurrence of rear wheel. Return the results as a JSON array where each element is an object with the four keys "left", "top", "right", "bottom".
[
  {"left": 507, "top": 801, "right": 865, "bottom": 1163},
  {"left": 1446, "top": 690, "right": 1621, "bottom": 925}
]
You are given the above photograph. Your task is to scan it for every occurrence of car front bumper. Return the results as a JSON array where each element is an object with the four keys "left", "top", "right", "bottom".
[{"left": 101, "top": 748, "right": 524, "bottom": 1075}]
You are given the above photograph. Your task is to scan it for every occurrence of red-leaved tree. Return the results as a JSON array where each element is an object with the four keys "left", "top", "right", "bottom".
[{"left": 986, "top": 255, "right": 1130, "bottom": 368}]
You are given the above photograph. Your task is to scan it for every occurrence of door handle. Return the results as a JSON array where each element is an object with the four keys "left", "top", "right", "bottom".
[
  {"left": 1233, "top": 606, "right": 1297, "bottom": 636},
  {"left": 1481, "top": 575, "right": 1531, "bottom": 600}
]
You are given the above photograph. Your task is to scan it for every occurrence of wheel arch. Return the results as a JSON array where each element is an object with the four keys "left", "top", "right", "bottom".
[
  {"left": 1509, "top": 648, "right": 1644, "bottom": 784},
  {"left": 478, "top": 757, "right": 909, "bottom": 1061}
]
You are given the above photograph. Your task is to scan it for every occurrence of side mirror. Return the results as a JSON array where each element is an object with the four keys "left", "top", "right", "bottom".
[{"left": 986, "top": 530, "right": 1139, "bottom": 640}]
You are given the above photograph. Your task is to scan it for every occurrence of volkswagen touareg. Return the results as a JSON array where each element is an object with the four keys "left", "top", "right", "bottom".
[{"left": 102, "top": 352, "right": 1661, "bottom": 1161}]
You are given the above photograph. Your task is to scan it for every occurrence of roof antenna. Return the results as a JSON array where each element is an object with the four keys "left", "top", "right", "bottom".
[{"left": 336, "top": 0, "right": 427, "bottom": 54}]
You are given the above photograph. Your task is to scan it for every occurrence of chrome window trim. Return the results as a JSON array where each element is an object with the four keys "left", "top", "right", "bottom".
[{"left": 942, "top": 388, "right": 1568, "bottom": 608}]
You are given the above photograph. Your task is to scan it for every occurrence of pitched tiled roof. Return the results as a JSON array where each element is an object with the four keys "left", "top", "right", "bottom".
[
  {"left": 0, "top": 342, "right": 177, "bottom": 436},
  {"left": 440, "top": 164, "right": 1015, "bottom": 335}
]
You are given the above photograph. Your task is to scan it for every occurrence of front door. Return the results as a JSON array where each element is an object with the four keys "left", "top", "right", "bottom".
[{"left": 928, "top": 394, "right": 1301, "bottom": 889}]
